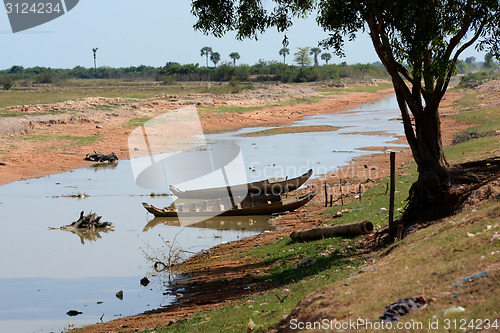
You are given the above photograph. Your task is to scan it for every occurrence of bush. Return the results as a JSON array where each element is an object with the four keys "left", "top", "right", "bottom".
[
  {"left": 33, "top": 71, "right": 55, "bottom": 84},
  {"left": 0, "top": 76, "right": 14, "bottom": 90},
  {"left": 459, "top": 70, "right": 499, "bottom": 88}
]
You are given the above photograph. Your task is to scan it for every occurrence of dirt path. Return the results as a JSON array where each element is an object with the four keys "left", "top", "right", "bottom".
[
  {"left": 70, "top": 87, "right": 476, "bottom": 332},
  {"left": 0, "top": 83, "right": 393, "bottom": 186}
]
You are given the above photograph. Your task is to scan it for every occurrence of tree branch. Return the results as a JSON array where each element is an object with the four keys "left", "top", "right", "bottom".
[{"left": 367, "top": 9, "right": 422, "bottom": 117}]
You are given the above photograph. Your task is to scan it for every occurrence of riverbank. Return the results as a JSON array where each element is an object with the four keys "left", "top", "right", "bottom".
[
  {"left": 0, "top": 81, "right": 392, "bottom": 186},
  {"left": 74, "top": 79, "right": 500, "bottom": 332}
]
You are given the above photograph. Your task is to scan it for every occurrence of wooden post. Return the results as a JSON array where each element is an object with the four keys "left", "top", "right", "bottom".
[
  {"left": 339, "top": 180, "right": 344, "bottom": 205},
  {"left": 324, "top": 183, "right": 328, "bottom": 207},
  {"left": 358, "top": 183, "right": 362, "bottom": 201},
  {"left": 330, "top": 195, "right": 333, "bottom": 207},
  {"left": 388, "top": 152, "right": 396, "bottom": 243}
]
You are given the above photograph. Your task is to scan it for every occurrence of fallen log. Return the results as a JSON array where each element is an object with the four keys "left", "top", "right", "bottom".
[
  {"left": 50, "top": 211, "right": 114, "bottom": 230},
  {"left": 290, "top": 221, "right": 373, "bottom": 242},
  {"left": 85, "top": 151, "right": 118, "bottom": 163}
]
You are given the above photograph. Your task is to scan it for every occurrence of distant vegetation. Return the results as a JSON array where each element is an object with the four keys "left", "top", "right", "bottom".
[{"left": 0, "top": 51, "right": 496, "bottom": 89}]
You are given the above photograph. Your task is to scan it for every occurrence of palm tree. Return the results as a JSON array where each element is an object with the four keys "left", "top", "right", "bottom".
[
  {"left": 92, "top": 48, "right": 98, "bottom": 77},
  {"left": 310, "top": 47, "right": 321, "bottom": 66},
  {"left": 200, "top": 46, "right": 212, "bottom": 67},
  {"left": 229, "top": 52, "right": 240, "bottom": 67},
  {"left": 279, "top": 47, "right": 289, "bottom": 64},
  {"left": 321, "top": 52, "right": 332, "bottom": 65},
  {"left": 210, "top": 52, "right": 221, "bottom": 67}
]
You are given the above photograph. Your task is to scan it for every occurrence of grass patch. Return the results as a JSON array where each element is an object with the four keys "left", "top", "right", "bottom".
[
  {"left": 319, "top": 82, "right": 393, "bottom": 95},
  {"left": 199, "top": 105, "right": 265, "bottom": 115},
  {"left": 124, "top": 117, "right": 152, "bottom": 128},
  {"left": 238, "top": 125, "right": 340, "bottom": 137},
  {"left": 203, "top": 82, "right": 254, "bottom": 95},
  {"left": 20, "top": 133, "right": 101, "bottom": 148},
  {"left": 0, "top": 81, "right": 207, "bottom": 108}
]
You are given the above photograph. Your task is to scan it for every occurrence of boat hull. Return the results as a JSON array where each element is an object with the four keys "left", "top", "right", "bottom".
[{"left": 169, "top": 169, "right": 313, "bottom": 199}]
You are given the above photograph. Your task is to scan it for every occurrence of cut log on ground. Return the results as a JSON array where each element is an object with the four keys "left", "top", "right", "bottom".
[
  {"left": 51, "top": 211, "right": 114, "bottom": 230},
  {"left": 290, "top": 221, "right": 373, "bottom": 242},
  {"left": 85, "top": 151, "right": 118, "bottom": 163}
]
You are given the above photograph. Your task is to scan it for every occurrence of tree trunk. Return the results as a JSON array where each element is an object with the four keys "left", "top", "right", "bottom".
[{"left": 401, "top": 101, "right": 452, "bottom": 222}]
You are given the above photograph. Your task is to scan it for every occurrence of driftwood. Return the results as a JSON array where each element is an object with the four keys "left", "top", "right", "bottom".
[
  {"left": 290, "top": 220, "right": 374, "bottom": 242},
  {"left": 85, "top": 151, "right": 118, "bottom": 163},
  {"left": 52, "top": 211, "right": 114, "bottom": 230}
]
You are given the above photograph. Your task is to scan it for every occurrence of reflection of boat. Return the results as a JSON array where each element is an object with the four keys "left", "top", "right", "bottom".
[
  {"left": 169, "top": 169, "right": 313, "bottom": 199},
  {"left": 143, "top": 215, "right": 274, "bottom": 232},
  {"left": 142, "top": 190, "right": 318, "bottom": 217}
]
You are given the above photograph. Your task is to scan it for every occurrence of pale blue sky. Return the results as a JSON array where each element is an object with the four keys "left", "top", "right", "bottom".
[{"left": 0, "top": 1, "right": 486, "bottom": 69}]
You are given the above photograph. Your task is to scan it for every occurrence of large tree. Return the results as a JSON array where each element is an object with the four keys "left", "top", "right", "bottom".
[
  {"left": 210, "top": 51, "right": 221, "bottom": 67},
  {"left": 92, "top": 47, "right": 98, "bottom": 77},
  {"left": 200, "top": 46, "right": 212, "bottom": 67},
  {"left": 191, "top": 0, "right": 500, "bottom": 224},
  {"left": 321, "top": 52, "right": 332, "bottom": 65},
  {"left": 279, "top": 47, "right": 290, "bottom": 64},
  {"left": 294, "top": 47, "right": 312, "bottom": 67},
  {"left": 229, "top": 52, "right": 241, "bottom": 66},
  {"left": 310, "top": 47, "right": 321, "bottom": 66}
]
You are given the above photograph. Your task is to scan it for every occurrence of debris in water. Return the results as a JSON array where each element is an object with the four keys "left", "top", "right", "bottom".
[
  {"left": 50, "top": 211, "right": 114, "bottom": 230},
  {"left": 140, "top": 277, "right": 150, "bottom": 287},
  {"left": 116, "top": 290, "right": 123, "bottom": 300},
  {"left": 84, "top": 151, "right": 118, "bottom": 163},
  {"left": 66, "top": 310, "right": 82, "bottom": 317}
]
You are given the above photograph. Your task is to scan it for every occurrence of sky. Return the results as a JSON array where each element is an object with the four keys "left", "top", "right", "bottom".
[{"left": 0, "top": 1, "right": 488, "bottom": 69}]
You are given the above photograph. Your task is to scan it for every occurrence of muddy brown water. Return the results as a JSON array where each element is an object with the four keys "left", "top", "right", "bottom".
[{"left": 0, "top": 95, "right": 405, "bottom": 332}]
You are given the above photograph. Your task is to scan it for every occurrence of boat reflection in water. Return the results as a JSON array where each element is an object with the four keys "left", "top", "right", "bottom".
[{"left": 143, "top": 215, "right": 274, "bottom": 232}]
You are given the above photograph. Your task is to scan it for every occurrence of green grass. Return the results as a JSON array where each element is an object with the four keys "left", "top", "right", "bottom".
[
  {"left": 124, "top": 116, "right": 152, "bottom": 128},
  {"left": 20, "top": 133, "right": 101, "bottom": 147},
  {"left": 319, "top": 82, "right": 394, "bottom": 95},
  {"left": 0, "top": 80, "right": 207, "bottom": 108},
  {"left": 199, "top": 105, "right": 265, "bottom": 115},
  {"left": 447, "top": 93, "right": 500, "bottom": 160}
]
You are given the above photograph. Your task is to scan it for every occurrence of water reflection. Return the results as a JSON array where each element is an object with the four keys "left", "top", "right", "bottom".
[
  {"left": 56, "top": 227, "right": 115, "bottom": 245},
  {"left": 143, "top": 215, "right": 273, "bottom": 232}
]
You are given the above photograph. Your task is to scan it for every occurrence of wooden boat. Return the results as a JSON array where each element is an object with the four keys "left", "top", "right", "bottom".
[
  {"left": 142, "top": 190, "right": 318, "bottom": 217},
  {"left": 169, "top": 169, "right": 313, "bottom": 199}
]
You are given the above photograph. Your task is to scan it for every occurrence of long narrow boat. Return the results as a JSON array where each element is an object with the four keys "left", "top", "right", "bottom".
[
  {"left": 142, "top": 190, "right": 318, "bottom": 217},
  {"left": 169, "top": 169, "right": 313, "bottom": 199}
]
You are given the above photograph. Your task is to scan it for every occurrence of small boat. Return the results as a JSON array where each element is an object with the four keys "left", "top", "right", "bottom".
[
  {"left": 142, "top": 190, "right": 318, "bottom": 217},
  {"left": 169, "top": 169, "right": 313, "bottom": 199}
]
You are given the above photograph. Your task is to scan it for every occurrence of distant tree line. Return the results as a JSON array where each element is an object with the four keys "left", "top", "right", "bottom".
[{"left": 1, "top": 51, "right": 496, "bottom": 90}]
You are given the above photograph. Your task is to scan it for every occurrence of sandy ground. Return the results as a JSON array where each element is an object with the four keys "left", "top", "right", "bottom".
[
  {"left": 0, "top": 83, "right": 394, "bottom": 186},
  {"left": 3, "top": 81, "right": 496, "bottom": 332}
]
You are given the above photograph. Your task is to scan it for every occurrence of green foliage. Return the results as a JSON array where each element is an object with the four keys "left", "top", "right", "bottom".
[
  {"left": 0, "top": 75, "right": 14, "bottom": 90},
  {"left": 229, "top": 52, "right": 240, "bottom": 66},
  {"left": 210, "top": 51, "right": 221, "bottom": 67},
  {"left": 279, "top": 47, "right": 289, "bottom": 64},
  {"left": 458, "top": 70, "right": 499, "bottom": 88},
  {"left": 294, "top": 47, "right": 312, "bottom": 67},
  {"left": 321, "top": 52, "right": 332, "bottom": 64},
  {"left": 33, "top": 71, "right": 56, "bottom": 84},
  {"left": 484, "top": 52, "right": 498, "bottom": 69}
]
